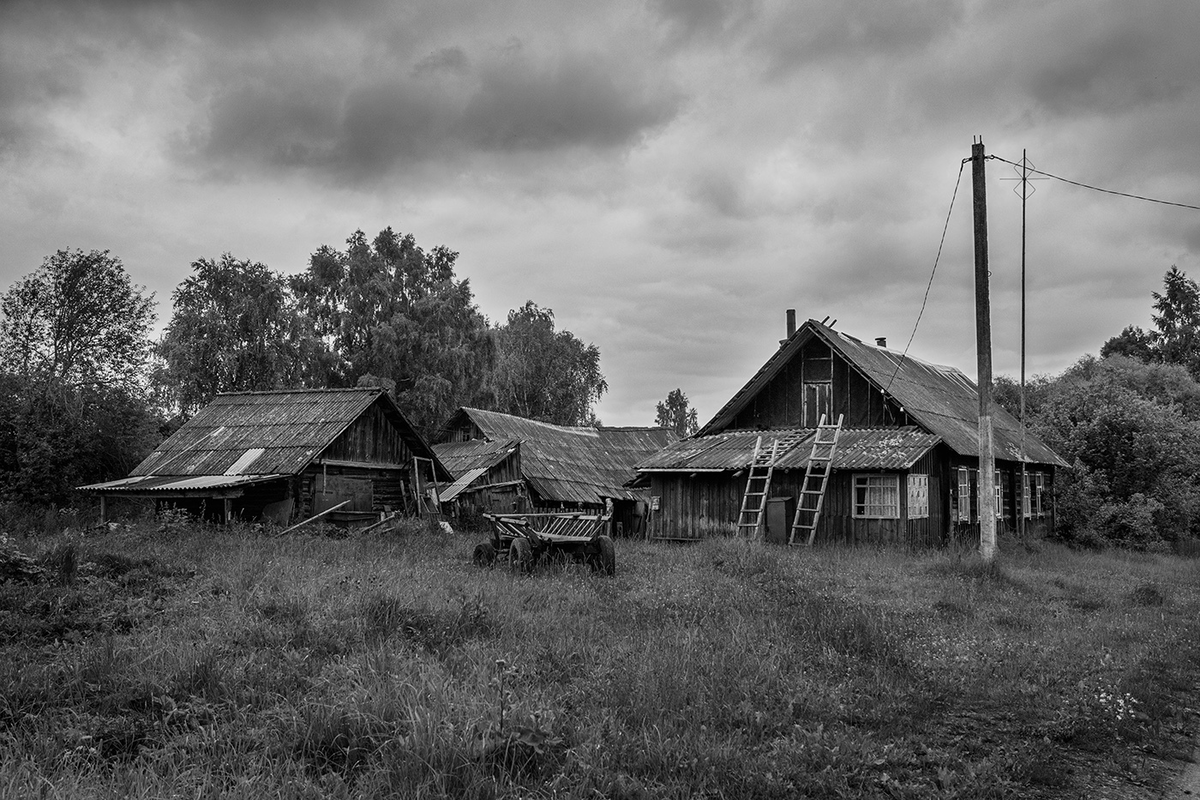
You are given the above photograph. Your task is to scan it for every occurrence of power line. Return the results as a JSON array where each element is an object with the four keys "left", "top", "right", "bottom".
[
  {"left": 883, "top": 157, "right": 969, "bottom": 395},
  {"left": 989, "top": 154, "right": 1200, "bottom": 212}
]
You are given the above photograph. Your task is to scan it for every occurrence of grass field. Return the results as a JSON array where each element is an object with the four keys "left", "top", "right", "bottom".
[{"left": 1, "top": 520, "right": 1198, "bottom": 799}]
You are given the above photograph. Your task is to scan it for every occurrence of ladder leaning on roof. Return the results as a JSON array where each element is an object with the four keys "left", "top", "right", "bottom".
[
  {"left": 736, "top": 436, "right": 778, "bottom": 538},
  {"left": 789, "top": 414, "right": 844, "bottom": 547},
  {"left": 736, "top": 430, "right": 808, "bottom": 538}
]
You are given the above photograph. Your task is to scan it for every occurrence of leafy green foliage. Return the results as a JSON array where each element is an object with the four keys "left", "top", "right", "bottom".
[
  {"left": 290, "top": 228, "right": 495, "bottom": 433},
  {"left": 156, "top": 254, "right": 330, "bottom": 415},
  {"left": 654, "top": 387, "right": 699, "bottom": 436},
  {"left": 0, "top": 251, "right": 160, "bottom": 504},
  {"left": 0, "top": 249, "right": 154, "bottom": 389},
  {"left": 1003, "top": 355, "right": 1200, "bottom": 547},
  {"left": 492, "top": 301, "right": 607, "bottom": 426},
  {"left": 1100, "top": 266, "right": 1200, "bottom": 378}
]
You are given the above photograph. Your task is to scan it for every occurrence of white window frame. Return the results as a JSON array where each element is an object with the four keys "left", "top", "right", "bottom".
[
  {"left": 994, "top": 469, "right": 1004, "bottom": 519},
  {"left": 956, "top": 467, "right": 972, "bottom": 522},
  {"left": 907, "top": 474, "right": 929, "bottom": 519},
  {"left": 1022, "top": 472, "right": 1032, "bottom": 519},
  {"left": 853, "top": 473, "right": 900, "bottom": 519}
]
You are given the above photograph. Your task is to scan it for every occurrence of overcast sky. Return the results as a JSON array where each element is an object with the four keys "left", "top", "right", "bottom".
[{"left": 4, "top": 0, "right": 1200, "bottom": 427}]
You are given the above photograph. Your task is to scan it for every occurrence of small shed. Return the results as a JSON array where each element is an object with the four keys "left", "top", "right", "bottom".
[
  {"left": 81, "top": 388, "right": 452, "bottom": 525},
  {"left": 433, "top": 407, "right": 678, "bottom": 537},
  {"left": 634, "top": 316, "right": 1067, "bottom": 546}
]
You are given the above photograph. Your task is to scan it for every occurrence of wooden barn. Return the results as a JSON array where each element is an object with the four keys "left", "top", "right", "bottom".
[
  {"left": 81, "top": 388, "right": 452, "bottom": 525},
  {"left": 434, "top": 407, "right": 678, "bottom": 537},
  {"left": 633, "top": 316, "right": 1066, "bottom": 546}
]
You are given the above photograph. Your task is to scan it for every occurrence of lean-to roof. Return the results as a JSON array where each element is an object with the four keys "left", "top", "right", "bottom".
[
  {"left": 698, "top": 319, "right": 1066, "bottom": 466},
  {"left": 636, "top": 427, "right": 941, "bottom": 473},
  {"left": 433, "top": 438, "right": 519, "bottom": 478}
]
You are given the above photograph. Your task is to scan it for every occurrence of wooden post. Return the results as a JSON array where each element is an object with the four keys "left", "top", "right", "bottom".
[
  {"left": 99, "top": 495, "right": 107, "bottom": 524},
  {"left": 972, "top": 138, "right": 997, "bottom": 561}
]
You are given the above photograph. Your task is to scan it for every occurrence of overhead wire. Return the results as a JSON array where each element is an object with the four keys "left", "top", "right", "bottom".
[
  {"left": 988, "top": 154, "right": 1200, "bottom": 212},
  {"left": 882, "top": 157, "right": 969, "bottom": 396}
]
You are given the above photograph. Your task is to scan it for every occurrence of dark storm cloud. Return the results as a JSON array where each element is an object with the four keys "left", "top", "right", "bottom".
[
  {"left": 187, "top": 43, "right": 681, "bottom": 182},
  {"left": 413, "top": 47, "right": 470, "bottom": 77},
  {"left": 460, "top": 52, "right": 681, "bottom": 152},
  {"left": 1021, "top": 6, "right": 1200, "bottom": 116},
  {"left": 752, "top": 0, "right": 964, "bottom": 74}
]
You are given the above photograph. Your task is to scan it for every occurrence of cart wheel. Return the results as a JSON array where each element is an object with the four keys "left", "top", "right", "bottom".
[
  {"left": 472, "top": 541, "right": 496, "bottom": 568},
  {"left": 509, "top": 538, "right": 533, "bottom": 574},
  {"left": 589, "top": 535, "right": 616, "bottom": 576}
]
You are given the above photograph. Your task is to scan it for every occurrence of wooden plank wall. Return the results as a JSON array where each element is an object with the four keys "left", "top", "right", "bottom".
[
  {"left": 949, "top": 457, "right": 1058, "bottom": 543},
  {"left": 729, "top": 341, "right": 912, "bottom": 430},
  {"left": 300, "top": 464, "right": 409, "bottom": 517},
  {"left": 649, "top": 450, "right": 955, "bottom": 547},
  {"left": 322, "top": 401, "right": 416, "bottom": 466}
]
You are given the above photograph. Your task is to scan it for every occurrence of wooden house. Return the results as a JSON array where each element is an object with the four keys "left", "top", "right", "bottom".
[
  {"left": 434, "top": 407, "right": 678, "bottom": 537},
  {"left": 81, "top": 388, "right": 452, "bottom": 525},
  {"left": 633, "top": 317, "right": 1066, "bottom": 546}
]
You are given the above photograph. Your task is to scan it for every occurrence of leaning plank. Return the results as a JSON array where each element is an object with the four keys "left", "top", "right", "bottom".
[
  {"left": 358, "top": 511, "right": 401, "bottom": 534},
  {"left": 278, "top": 500, "right": 350, "bottom": 535}
]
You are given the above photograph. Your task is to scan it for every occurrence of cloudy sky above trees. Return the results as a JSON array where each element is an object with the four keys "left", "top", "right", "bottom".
[{"left": 4, "top": 0, "right": 1200, "bottom": 426}]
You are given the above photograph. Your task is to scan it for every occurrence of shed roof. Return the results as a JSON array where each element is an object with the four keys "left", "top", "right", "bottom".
[
  {"left": 79, "top": 474, "right": 288, "bottom": 494},
  {"left": 440, "top": 408, "right": 678, "bottom": 504},
  {"left": 433, "top": 438, "right": 519, "bottom": 478},
  {"left": 127, "top": 388, "right": 447, "bottom": 480},
  {"left": 698, "top": 319, "right": 1066, "bottom": 466},
  {"left": 636, "top": 427, "right": 941, "bottom": 474}
]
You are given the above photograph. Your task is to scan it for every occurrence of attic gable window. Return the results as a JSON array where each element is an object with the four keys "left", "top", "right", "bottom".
[{"left": 853, "top": 474, "right": 899, "bottom": 519}]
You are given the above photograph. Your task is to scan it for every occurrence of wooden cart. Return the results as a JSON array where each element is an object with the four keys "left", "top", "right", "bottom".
[{"left": 474, "top": 512, "right": 615, "bottom": 575}]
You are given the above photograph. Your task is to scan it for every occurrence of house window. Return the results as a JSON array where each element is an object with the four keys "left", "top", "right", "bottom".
[
  {"left": 908, "top": 474, "right": 929, "bottom": 519},
  {"left": 993, "top": 470, "right": 1003, "bottom": 518},
  {"left": 854, "top": 474, "right": 900, "bottom": 519},
  {"left": 956, "top": 467, "right": 972, "bottom": 522},
  {"left": 1024, "top": 472, "right": 1045, "bottom": 518},
  {"left": 1022, "top": 471, "right": 1032, "bottom": 518}
]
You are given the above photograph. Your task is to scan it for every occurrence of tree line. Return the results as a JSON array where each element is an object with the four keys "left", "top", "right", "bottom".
[
  {"left": 0, "top": 228, "right": 607, "bottom": 506},
  {"left": 996, "top": 266, "right": 1200, "bottom": 550}
]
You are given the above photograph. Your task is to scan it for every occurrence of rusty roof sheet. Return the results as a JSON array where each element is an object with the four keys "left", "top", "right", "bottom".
[
  {"left": 698, "top": 320, "right": 1066, "bottom": 467},
  {"left": 637, "top": 427, "right": 941, "bottom": 473},
  {"left": 443, "top": 408, "right": 679, "bottom": 504},
  {"left": 129, "top": 388, "right": 446, "bottom": 479}
]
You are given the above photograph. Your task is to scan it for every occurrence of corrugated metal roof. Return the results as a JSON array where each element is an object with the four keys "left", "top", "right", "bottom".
[
  {"left": 439, "top": 467, "right": 489, "bottom": 502},
  {"left": 637, "top": 427, "right": 940, "bottom": 473},
  {"left": 433, "top": 438, "right": 519, "bottom": 478},
  {"left": 698, "top": 320, "right": 1066, "bottom": 467},
  {"left": 442, "top": 408, "right": 679, "bottom": 504},
  {"left": 79, "top": 474, "right": 289, "bottom": 493},
  {"left": 124, "top": 388, "right": 449, "bottom": 480}
]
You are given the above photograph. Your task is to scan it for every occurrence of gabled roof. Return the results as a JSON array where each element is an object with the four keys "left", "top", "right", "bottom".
[
  {"left": 698, "top": 319, "right": 1066, "bottom": 467},
  {"left": 127, "top": 388, "right": 448, "bottom": 479},
  {"left": 440, "top": 407, "right": 679, "bottom": 504},
  {"left": 637, "top": 427, "right": 942, "bottom": 473}
]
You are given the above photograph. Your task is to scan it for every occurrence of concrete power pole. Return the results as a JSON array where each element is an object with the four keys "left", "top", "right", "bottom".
[{"left": 972, "top": 139, "right": 997, "bottom": 561}]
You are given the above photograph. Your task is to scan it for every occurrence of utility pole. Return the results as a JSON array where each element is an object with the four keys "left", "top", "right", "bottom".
[{"left": 972, "top": 138, "right": 997, "bottom": 561}]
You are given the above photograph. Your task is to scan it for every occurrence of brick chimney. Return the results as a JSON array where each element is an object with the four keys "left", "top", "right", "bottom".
[{"left": 786, "top": 309, "right": 796, "bottom": 338}]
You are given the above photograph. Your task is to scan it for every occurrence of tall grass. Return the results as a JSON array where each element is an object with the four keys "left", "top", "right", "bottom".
[{"left": 1, "top": 523, "right": 1198, "bottom": 798}]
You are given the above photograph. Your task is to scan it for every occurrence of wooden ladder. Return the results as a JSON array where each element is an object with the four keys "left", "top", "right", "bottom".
[
  {"left": 736, "top": 436, "right": 778, "bottom": 537},
  {"left": 789, "top": 414, "right": 844, "bottom": 546},
  {"left": 736, "top": 431, "right": 808, "bottom": 537}
]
